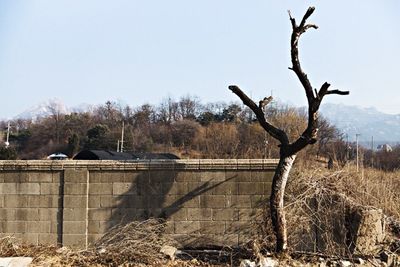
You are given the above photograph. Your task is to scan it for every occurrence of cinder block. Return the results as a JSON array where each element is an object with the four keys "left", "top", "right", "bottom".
[
  {"left": 88, "top": 220, "right": 109, "bottom": 234},
  {"left": 39, "top": 208, "right": 59, "bottom": 221},
  {"left": 29, "top": 172, "right": 53, "bottom": 182},
  {"left": 100, "top": 196, "right": 119, "bottom": 208},
  {"left": 38, "top": 233, "right": 58, "bottom": 244},
  {"left": 200, "top": 171, "right": 225, "bottom": 182},
  {"left": 89, "top": 183, "right": 112, "bottom": 195},
  {"left": 16, "top": 183, "right": 40, "bottom": 195},
  {"left": 50, "top": 221, "right": 59, "bottom": 234},
  {"left": 148, "top": 170, "right": 176, "bottom": 183},
  {"left": 147, "top": 196, "right": 165, "bottom": 208},
  {"left": 21, "top": 233, "right": 39, "bottom": 245},
  {"left": 87, "top": 234, "right": 103, "bottom": 245},
  {"left": 121, "top": 172, "right": 140, "bottom": 183},
  {"left": 64, "top": 169, "right": 88, "bottom": 183},
  {"left": 4, "top": 172, "right": 28, "bottom": 183},
  {"left": 63, "top": 208, "right": 86, "bottom": 221},
  {"left": 111, "top": 195, "right": 144, "bottom": 208},
  {"left": 225, "top": 171, "right": 252, "bottom": 182},
  {"left": 88, "top": 208, "right": 111, "bottom": 221},
  {"left": 63, "top": 221, "right": 86, "bottom": 234},
  {"left": 213, "top": 182, "right": 238, "bottom": 195},
  {"left": 64, "top": 196, "right": 86, "bottom": 208},
  {"left": 15, "top": 208, "right": 39, "bottom": 221},
  {"left": 200, "top": 195, "right": 226, "bottom": 208},
  {"left": 27, "top": 196, "right": 41, "bottom": 207},
  {"left": 225, "top": 221, "right": 248, "bottom": 234},
  {"left": 226, "top": 195, "right": 252, "bottom": 208},
  {"left": 161, "top": 195, "right": 177, "bottom": 207},
  {"left": 200, "top": 221, "right": 225, "bottom": 234},
  {"left": 112, "top": 182, "right": 136, "bottom": 195},
  {"left": 88, "top": 196, "right": 101, "bottom": 208},
  {"left": 187, "top": 208, "right": 212, "bottom": 221},
  {"left": 262, "top": 182, "right": 272, "bottom": 195},
  {"left": 64, "top": 183, "right": 87, "bottom": 195},
  {"left": 177, "top": 195, "right": 200, "bottom": 208},
  {"left": 164, "top": 182, "right": 186, "bottom": 195},
  {"left": 26, "top": 221, "right": 50, "bottom": 233},
  {"left": 62, "top": 234, "right": 86, "bottom": 247},
  {"left": 0, "top": 208, "right": 16, "bottom": 220},
  {"left": 88, "top": 171, "right": 102, "bottom": 183},
  {"left": 238, "top": 183, "right": 263, "bottom": 195},
  {"left": 39, "top": 195, "right": 60, "bottom": 208},
  {"left": 146, "top": 182, "right": 163, "bottom": 195},
  {"left": 238, "top": 208, "right": 263, "bottom": 221},
  {"left": 161, "top": 208, "right": 187, "bottom": 221},
  {"left": 0, "top": 183, "right": 17, "bottom": 194},
  {"left": 4, "top": 195, "right": 29, "bottom": 208},
  {"left": 212, "top": 208, "right": 239, "bottom": 221},
  {"left": 186, "top": 182, "right": 212, "bottom": 195},
  {"left": 3, "top": 221, "right": 26, "bottom": 233},
  {"left": 174, "top": 221, "right": 200, "bottom": 234},
  {"left": 52, "top": 172, "right": 62, "bottom": 183},
  {"left": 175, "top": 172, "right": 201, "bottom": 182},
  {"left": 110, "top": 208, "right": 145, "bottom": 221}
]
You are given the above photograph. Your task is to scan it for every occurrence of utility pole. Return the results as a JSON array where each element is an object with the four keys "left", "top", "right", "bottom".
[
  {"left": 117, "top": 140, "right": 120, "bottom": 152},
  {"left": 356, "top": 133, "right": 361, "bottom": 172},
  {"left": 371, "top": 136, "right": 374, "bottom": 168},
  {"left": 120, "top": 121, "right": 125, "bottom": 153},
  {"left": 5, "top": 122, "right": 10, "bottom": 148}
]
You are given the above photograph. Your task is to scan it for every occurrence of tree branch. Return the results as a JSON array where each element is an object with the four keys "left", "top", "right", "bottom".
[
  {"left": 259, "top": 96, "right": 273, "bottom": 109},
  {"left": 228, "top": 85, "right": 289, "bottom": 145},
  {"left": 285, "top": 7, "right": 349, "bottom": 156},
  {"left": 288, "top": 7, "right": 318, "bottom": 105},
  {"left": 325, "top": 90, "right": 350, "bottom": 96}
]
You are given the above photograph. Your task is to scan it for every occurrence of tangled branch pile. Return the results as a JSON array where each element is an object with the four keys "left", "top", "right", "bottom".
[{"left": 0, "top": 219, "right": 193, "bottom": 266}]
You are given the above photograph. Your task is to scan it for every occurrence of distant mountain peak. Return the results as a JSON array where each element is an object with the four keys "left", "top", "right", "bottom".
[
  {"left": 14, "top": 99, "right": 95, "bottom": 121},
  {"left": 320, "top": 103, "right": 400, "bottom": 144}
]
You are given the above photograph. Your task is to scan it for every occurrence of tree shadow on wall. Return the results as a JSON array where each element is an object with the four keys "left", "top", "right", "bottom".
[{"left": 106, "top": 169, "right": 237, "bottom": 231}]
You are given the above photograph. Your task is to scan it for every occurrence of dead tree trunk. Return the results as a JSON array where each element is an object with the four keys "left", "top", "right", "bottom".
[
  {"left": 270, "top": 153, "right": 296, "bottom": 251},
  {"left": 229, "top": 7, "right": 349, "bottom": 253}
]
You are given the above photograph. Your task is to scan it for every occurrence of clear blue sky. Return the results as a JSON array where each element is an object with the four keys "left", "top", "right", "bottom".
[{"left": 0, "top": 1, "right": 399, "bottom": 119}]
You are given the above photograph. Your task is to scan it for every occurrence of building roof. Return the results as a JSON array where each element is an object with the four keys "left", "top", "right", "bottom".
[{"left": 73, "top": 150, "right": 180, "bottom": 160}]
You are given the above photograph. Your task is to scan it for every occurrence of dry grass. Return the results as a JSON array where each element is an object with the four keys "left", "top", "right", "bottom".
[{"left": 283, "top": 164, "right": 400, "bottom": 255}]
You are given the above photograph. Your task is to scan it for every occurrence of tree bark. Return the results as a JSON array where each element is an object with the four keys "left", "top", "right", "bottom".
[{"left": 270, "top": 152, "right": 296, "bottom": 252}]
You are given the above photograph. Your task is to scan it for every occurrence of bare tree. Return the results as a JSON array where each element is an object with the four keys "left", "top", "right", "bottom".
[{"left": 229, "top": 7, "right": 349, "bottom": 252}]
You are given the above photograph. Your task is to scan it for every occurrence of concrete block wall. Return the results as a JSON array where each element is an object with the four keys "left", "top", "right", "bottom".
[
  {"left": 0, "top": 159, "right": 277, "bottom": 248},
  {"left": 0, "top": 169, "right": 62, "bottom": 245}
]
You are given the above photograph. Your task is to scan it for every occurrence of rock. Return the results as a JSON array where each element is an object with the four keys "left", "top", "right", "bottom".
[
  {"left": 347, "top": 208, "right": 385, "bottom": 255},
  {"left": 380, "top": 251, "right": 398, "bottom": 266},
  {"left": 258, "top": 256, "right": 278, "bottom": 267},
  {"left": 56, "top": 246, "right": 69, "bottom": 254},
  {"left": 98, "top": 248, "right": 106, "bottom": 254},
  {"left": 160, "top": 245, "right": 177, "bottom": 260},
  {"left": 339, "top": 260, "right": 351, "bottom": 267},
  {"left": 0, "top": 257, "right": 32, "bottom": 267},
  {"left": 354, "top": 258, "right": 365, "bottom": 265},
  {"left": 240, "top": 259, "right": 256, "bottom": 267}
]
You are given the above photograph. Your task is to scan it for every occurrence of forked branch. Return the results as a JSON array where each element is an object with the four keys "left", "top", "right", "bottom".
[{"left": 228, "top": 85, "right": 289, "bottom": 145}]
